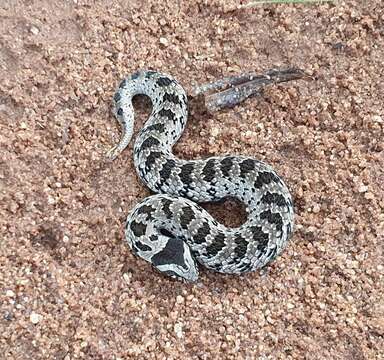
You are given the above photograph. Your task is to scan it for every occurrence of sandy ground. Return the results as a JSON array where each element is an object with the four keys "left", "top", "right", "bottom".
[{"left": 1, "top": 0, "right": 383, "bottom": 359}]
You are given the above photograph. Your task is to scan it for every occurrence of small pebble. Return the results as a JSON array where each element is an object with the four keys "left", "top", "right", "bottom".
[
  {"left": 174, "top": 323, "right": 183, "bottom": 338},
  {"left": 30, "top": 312, "right": 42, "bottom": 324},
  {"left": 30, "top": 26, "right": 39, "bottom": 35},
  {"left": 159, "top": 37, "right": 168, "bottom": 46},
  {"left": 6, "top": 290, "right": 15, "bottom": 297}
]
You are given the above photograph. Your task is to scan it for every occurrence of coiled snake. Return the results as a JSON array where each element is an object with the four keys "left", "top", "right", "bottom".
[{"left": 108, "top": 70, "right": 294, "bottom": 282}]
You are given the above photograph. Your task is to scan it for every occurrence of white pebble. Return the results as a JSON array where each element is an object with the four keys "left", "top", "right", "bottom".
[
  {"left": 6, "top": 290, "right": 15, "bottom": 297},
  {"left": 30, "top": 312, "right": 42, "bottom": 324},
  {"left": 211, "top": 127, "right": 219, "bottom": 137},
  {"left": 159, "top": 37, "right": 169, "bottom": 46},
  {"left": 30, "top": 26, "right": 39, "bottom": 35},
  {"left": 358, "top": 185, "right": 368, "bottom": 193},
  {"left": 174, "top": 323, "right": 183, "bottom": 338}
]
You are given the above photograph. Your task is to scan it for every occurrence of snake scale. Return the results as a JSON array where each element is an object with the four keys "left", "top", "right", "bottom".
[{"left": 109, "top": 70, "right": 294, "bottom": 282}]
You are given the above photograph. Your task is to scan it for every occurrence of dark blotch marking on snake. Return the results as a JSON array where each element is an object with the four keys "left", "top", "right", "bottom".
[
  {"left": 150, "top": 234, "right": 158, "bottom": 242},
  {"left": 206, "top": 232, "right": 226, "bottom": 257},
  {"left": 159, "top": 159, "right": 176, "bottom": 184},
  {"left": 136, "top": 204, "right": 155, "bottom": 221},
  {"left": 161, "top": 199, "right": 173, "bottom": 219},
  {"left": 261, "top": 192, "right": 288, "bottom": 207},
  {"left": 144, "top": 123, "right": 165, "bottom": 134},
  {"left": 179, "top": 164, "right": 194, "bottom": 185},
  {"left": 220, "top": 157, "right": 234, "bottom": 178},
  {"left": 249, "top": 226, "right": 269, "bottom": 252},
  {"left": 163, "top": 92, "right": 182, "bottom": 105},
  {"left": 233, "top": 235, "right": 248, "bottom": 261},
  {"left": 145, "top": 151, "right": 162, "bottom": 171},
  {"left": 158, "top": 108, "right": 176, "bottom": 123},
  {"left": 114, "top": 92, "right": 121, "bottom": 102},
  {"left": 140, "top": 136, "right": 160, "bottom": 151},
  {"left": 202, "top": 159, "right": 216, "bottom": 183},
  {"left": 136, "top": 242, "right": 152, "bottom": 252},
  {"left": 193, "top": 222, "right": 211, "bottom": 244},
  {"left": 157, "top": 77, "right": 174, "bottom": 87},
  {"left": 254, "top": 171, "right": 281, "bottom": 189},
  {"left": 179, "top": 206, "right": 195, "bottom": 230},
  {"left": 239, "top": 159, "right": 255, "bottom": 177},
  {"left": 117, "top": 107, "right": 123, "bottom": 116},
  {"left": 260, "top": 210, "right": 283, "bottom": 233}
]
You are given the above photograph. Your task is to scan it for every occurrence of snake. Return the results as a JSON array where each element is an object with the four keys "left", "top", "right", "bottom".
[{"left": 108, "top": 70, "right": 294, "bottom": 282}]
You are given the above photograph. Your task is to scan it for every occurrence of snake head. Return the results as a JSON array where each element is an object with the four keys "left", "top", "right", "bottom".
[{"left": 150, "top": 236, "right": 199, "bottom": 282}]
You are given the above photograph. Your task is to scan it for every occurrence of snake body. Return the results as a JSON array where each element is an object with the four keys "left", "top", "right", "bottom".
[{"left": 110, "top": 70, "right": 294, "bottom": 282}]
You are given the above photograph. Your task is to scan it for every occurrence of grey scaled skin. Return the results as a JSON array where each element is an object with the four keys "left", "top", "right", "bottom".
[{"left": 108, "top": 70, "right": 294, "bottom": 282}]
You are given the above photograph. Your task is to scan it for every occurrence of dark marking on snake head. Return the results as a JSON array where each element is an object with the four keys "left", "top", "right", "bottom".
[
  {"left": 140, "top": 136, "right": 160, "bottom": 151},
  {"left": 130, "top": 220, "right": 147, "bottom": 237},
  {"left": 136, "top": 204, "right": 155, "bottom": 221},
  {"left": 150, "top": 234, "right": 158, "bottom": 242},
  {"left": 220, "top": 157, "right": 234, "bottom": 178},
  {"left": 179, "top": 206, "right": 195, "bottom": 230},
  {"left": 260, "top": 210, "right": 283, "bottom": 233},
  {"left": 179, "top": 163, "right": 194, "bottom": 185},
  {"left": 114, "top": 92, "right": 121, "bottom": 102},
  {"left": 261, "top": 192, "right": 288, "bottom": 207},
  {"left": 159, "top": 228, "right": 174, "bottom": 238},
  {"left": 239, "top": 159, "right": 255, "bottom": 177},
  {"left": 163, "top": 92, "right": 181, "bottom": 105},
  {"left": 202, "top": 159, "right": 216, "bottom": 183},
  {"left": 206, "top": 232, "right": 226, "bottom": 257},
  {"left": 151, "top": 237, "right": 189, "bottom": 270},
  {"left": 136, "top": 241, "right": 152, "bottom": 252},
  {"left": 157, "top": 77, "right": 173, "bottom": 87},
  {"left": 249, "top": 226, "right": 269, "bottom": 252},
  {"left": 193, "top": 222, "right": 211, "bottom": 244},
  {"left": 119, "top": 79, "right": 127, "bottom": 88},
  {"left": 117, "top": 107, "right": 123, "bottom": 116}
]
